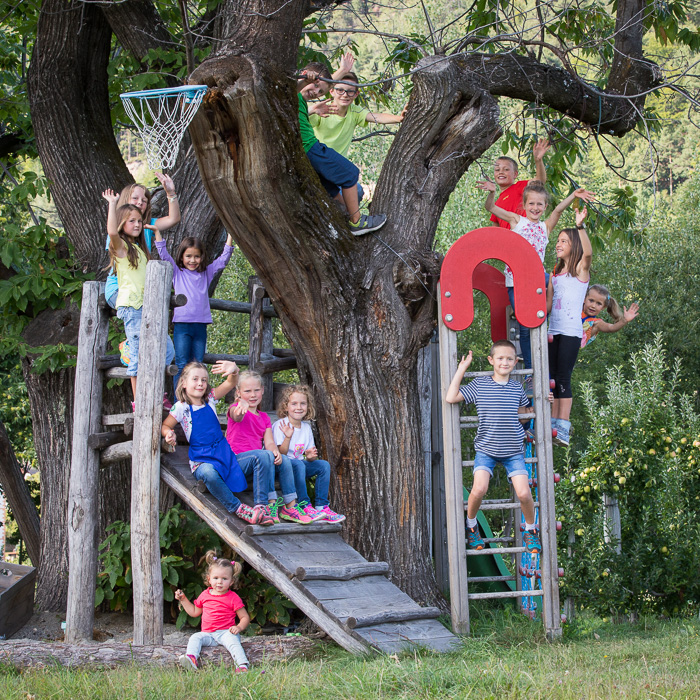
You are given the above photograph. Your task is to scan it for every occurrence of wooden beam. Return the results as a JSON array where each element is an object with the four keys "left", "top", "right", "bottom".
[
  {"left": 65, "top": 281, "right": 110, "bottom": 643},
  {"left": 248, "top": 277, "right": 274, "bottom": 409},
  {"left": 209, "top": 297, "right": 278, "bottom": 317},
  {"left": 294, "top": 562, "right": 390, "bottom": 581},
  {"left": 345, "top": 606, "right": 442, "bottom": 629},
  {"left": 87, "top": 431, "right": 129, "bottom": 450},
  {"left": 258, "top": 356, "right": 297, "bottom": 375},
  {"left": 100, "top": 441, "right": 133, "bottom": 465}
]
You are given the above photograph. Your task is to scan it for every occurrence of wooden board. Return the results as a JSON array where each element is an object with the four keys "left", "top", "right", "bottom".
[{"left": 354, "top": 619, "right": 459, "bottom": 653}]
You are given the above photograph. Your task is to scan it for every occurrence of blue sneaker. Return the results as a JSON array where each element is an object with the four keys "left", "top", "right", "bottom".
[
  {"left": 553, "top": 419, "right": 570, "bottom": 447},
  {"left": 466, "top": 525, "right": 484, "bottom": 550},
  {"left": 523, "top": 528, "right": 542, "bottom": 554}
]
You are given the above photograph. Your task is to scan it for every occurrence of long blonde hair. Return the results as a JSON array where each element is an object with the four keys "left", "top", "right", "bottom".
[
  {"left": 175, "top": 362, "right": 212, "bottom": 404},
  {"left": 105, "top": 204, "right": 151, "bottom": 271}
]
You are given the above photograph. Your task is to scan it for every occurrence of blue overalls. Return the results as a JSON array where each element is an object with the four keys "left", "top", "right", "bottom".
[{"left": 189, "top": 402, "right": 247, "bottom": 493}]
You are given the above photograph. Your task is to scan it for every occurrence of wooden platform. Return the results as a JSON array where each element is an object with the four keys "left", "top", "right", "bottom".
[{"left": 161, "top": 448, "right": 459, "bottom": 654}]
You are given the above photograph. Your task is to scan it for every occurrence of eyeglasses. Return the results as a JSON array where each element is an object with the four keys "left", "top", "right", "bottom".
[{"left": 333, "top": 87, "right": 357, "bottom": 96}]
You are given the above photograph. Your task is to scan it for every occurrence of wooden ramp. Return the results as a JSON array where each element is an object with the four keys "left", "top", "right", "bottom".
[{"left": 161, "top": 448, "right": 459, "bottom": 655}]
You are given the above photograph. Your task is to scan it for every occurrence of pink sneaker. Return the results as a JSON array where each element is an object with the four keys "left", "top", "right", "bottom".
[
  {"left": 235, "top": 504, "right": 259, "bottom": 524},
  {"left": 318, "top": 505, "right": 346, "bottom": 523},
  {"left": 179, "top": 653, "right": 199, "bottom": 670},
  {"left": 235, "top": 665, "right": 249, "bottom": 673},
  {"left": 279, "top": 503, "right": 314, "bottom": 524},
  {"left": 299, "top": 501, "right": 326, "bottom": 522},
  {"left": 253, "top": 504, "right": 274, "bottom": 526},
  {"left": 163, "top": 393, "right": 173, "bottom": 410}
]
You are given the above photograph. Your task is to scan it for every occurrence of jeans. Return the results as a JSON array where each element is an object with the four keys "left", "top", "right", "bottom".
[
  {"left": 289, "top": 458, "right": 331, "bottom": 507},
  {"left": 186, "top": 629, "right": 248, "bottom": 668},
  {"left": 117, "top": 306, "right": 175, "bottom": 377},
  {"left": 173, "top": 322, "right": 208, "bottom": 392},
  {"left": 194, "top": 452, "right": 270, "bottom": 511},
  {"left": 473, "top": 451, "right": 529, "bottom": 479}
]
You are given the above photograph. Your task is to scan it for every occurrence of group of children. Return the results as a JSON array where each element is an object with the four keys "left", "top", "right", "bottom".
[{"left": 449, "top": 143, "right": 639, "bottom": 551}]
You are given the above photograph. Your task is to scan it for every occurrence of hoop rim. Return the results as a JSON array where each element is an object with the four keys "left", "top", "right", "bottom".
[{"left": 119, "top": 84, "right": 208, "bottom": 99}]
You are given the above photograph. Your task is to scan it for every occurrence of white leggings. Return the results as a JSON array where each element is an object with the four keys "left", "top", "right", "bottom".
[{"left": 186, "top": 629, "right": 249, "bottom": 667}]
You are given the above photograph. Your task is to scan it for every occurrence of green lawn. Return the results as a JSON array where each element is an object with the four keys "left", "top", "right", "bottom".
[{"left": 2, "top": 613, "right": 699, "bottom": 699}]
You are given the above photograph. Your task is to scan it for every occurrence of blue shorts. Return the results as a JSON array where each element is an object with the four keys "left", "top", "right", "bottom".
[
  {"left": 473, "top": 451, "right": 528, "bottom": 479},
  {"left": 306, "top": 141, "right": 359, "bottom": 197}
]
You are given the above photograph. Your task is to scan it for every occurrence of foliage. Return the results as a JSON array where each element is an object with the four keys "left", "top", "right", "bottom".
[
  {"left": 557, "top": 336, "right": 700, "bottom": 616},
  {"left": 95, "top": 504, "right": 296, "bottom": 631}
]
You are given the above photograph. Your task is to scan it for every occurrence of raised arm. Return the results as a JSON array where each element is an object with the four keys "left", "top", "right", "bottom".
[
  {"left": 153, "top": 173, "right": 181, "bottom": 231},
  {"left": 476, "top": 180, "right": 520, "bottom": 225},
  {"left": 102, "top": 189, "right": 125, "bottom": 254},
  {"left": 445, "top": 352, "right": 473, "bottom": 403},
  {"left": 545, "top": 187, "right": 595, "bottom": 233},
  {"left": 365, "top": 104, "right": 407, "bottom": 125},
  {"left": 575, "top": 207, "right": 593, "bottom": 279},
  {"left": 210, "top": 361, "right": 239, "bottom": 400},
  {"left": 593, "top": 303, "right": 640, "bottom": 334},
  {"left": 331, "top": 50, "right": 355, "bottom": 81},
  {"left": 533, "top": 138, "right": 550, "bottom": 184}
]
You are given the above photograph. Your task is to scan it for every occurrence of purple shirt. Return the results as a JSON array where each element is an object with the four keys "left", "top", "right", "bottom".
[{"left": 156, "top": 241, "right": 233, "bottom": 324}]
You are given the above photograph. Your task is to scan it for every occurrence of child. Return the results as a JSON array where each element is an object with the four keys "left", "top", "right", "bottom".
[
  {"left": 297, "top": 63, "right": 387, "bottom": 236},
  {"left": 478, "top": 180, "right": 595, "bottom": 372},
  {"left": 102, "top": 189, "right": 174, "bottom": 401},
  {"left": 226, "top": 371, "right": 320, "bottom": 524},
  {"left": 547, "top": 206, "right": 593, "bottom": 446},
  {"left": 155, "top": 232, "right": 234, "bottom": 390},
  {"left": 104, "top": 175, "right": 180, "bottom": 310},
  {"left": 479, "top": 140, "right": 550, "bottom": 229},
  {"left": 175, "top": 551, "right": 250, "bottom": 672},
  {"left": 162, "top": 361, "right": 274, "bottom": 526},
  {"left": 581, "top": 284, "right": 640, "bottom": 349},
  {"left": 445, "top": 342, "right": 542, "bottom": 553},
  {"left": 272, "top": 385, "right": 345, "bottom": 523}
]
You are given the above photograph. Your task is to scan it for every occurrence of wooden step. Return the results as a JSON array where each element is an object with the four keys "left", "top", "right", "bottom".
[
  {"left": 461, "top": 412, "right": 535, "bottom": 425},
  {"left": 464, "top": 501, "right": 539, "bottom": 511},
  {"left": 468, "top": 575, "right": 515, "bottom": 583},
  {"left": 467, "top": 546, "right": 527, "bottom": 556},
  {"left": 462, "top": 369, "right": 532, "bottom": 378},
  {"left": 293, "top": 562, "right": 390, "bottom": 581},
  {"left": 468, "top": 590, "right": 543, "bottom": 600}
]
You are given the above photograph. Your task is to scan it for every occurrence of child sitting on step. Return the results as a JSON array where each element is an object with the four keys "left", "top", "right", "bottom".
[
  {"left": 272, "top": 384, "right": 345, "bottom": 523},
  {"left": 176, "top": 550, "right": 250, "bottom": 672},
  {"left": 161, "top": 361, "right": 274, "bottom": 526},
  {"left": 226, "top": 370, "right": 321, "bottom": 525},
  {"left": 445, "top": 341, "right": 542, "bottom": 553}
]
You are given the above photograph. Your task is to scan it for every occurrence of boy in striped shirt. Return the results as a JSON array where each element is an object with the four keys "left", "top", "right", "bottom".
[{"left": 445, "top": 340, "right": 541, "bottom": 553}]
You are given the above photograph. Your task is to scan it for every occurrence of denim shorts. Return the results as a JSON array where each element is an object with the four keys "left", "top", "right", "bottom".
[{"left": 473, "top": 451, "right": 528, "bottom": 479}]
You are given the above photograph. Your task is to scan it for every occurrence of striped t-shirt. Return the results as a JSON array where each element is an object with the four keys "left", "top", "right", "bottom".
[{"left": 459, "top": 376, "right": 529, "bottom": 457}]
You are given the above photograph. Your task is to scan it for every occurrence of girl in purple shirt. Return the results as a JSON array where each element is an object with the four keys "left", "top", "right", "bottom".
[{"left": 155, "top": 232, "right": 234, "bottom": 392}]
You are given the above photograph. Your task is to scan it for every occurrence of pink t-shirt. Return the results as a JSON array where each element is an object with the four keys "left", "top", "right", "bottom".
[
  {"left": 226, "top": 405, "right": 271, "bottom": 453},
  {"left": 194, "top": 588, "right": 245, "bottom": 632}
]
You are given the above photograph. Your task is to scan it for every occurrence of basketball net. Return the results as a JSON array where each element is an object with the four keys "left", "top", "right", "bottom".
[{"left": 120, "top": 86, "right": 207, "bottom": 171}]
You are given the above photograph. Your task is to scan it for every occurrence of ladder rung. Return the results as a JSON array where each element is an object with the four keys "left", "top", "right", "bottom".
[
  {"left": 466, "top": 546, "right": 526, "bottom": 555},
  {"left": 462, "top": 369, "right": 532, "bottom": 377},
  {"left": 483, "top": 537, "right": 514, "bottom": 544},
  {"left": 468, "top": 575, "right": 515, "bottom": 583},
  {"left": 465, "top": 501, "right": 539, "bottom": 511},
  {"left": 461, "top": 412, "right": 536, "bottom": 425},
  {"left": 462, "top": 458, "right": 537, "bottom": 467},
  {"left": 468, "top": 590, "right": 544, "bottom": 600}
]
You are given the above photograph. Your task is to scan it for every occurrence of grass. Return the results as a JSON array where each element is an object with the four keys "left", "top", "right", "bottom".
[{"left": 2, "top": 611, "right": 700, "bottom": 699}]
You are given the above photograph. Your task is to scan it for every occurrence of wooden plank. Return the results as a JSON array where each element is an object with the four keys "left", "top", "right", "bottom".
[
  {"left": 437, "top": 284, "right": 470, "bottom": 635},
  {"left": 87, "top": 431, "right": 129, "bottom": 450},
  {"left": 248, "top": 277, "right": 273, "bottom": 409},
  {"left": 303, "top": 575, "right": 413, "bottom": 600},
  {"left": 256, "top": 533, "right": 360, "bottom": 555},
  {"left": 345, "top": 607, "right": 442, "bottom": 629},
  {"left": 295, "top": 562, "right": 389, "bottom": 581},
  {"left": 209, "top": 297, "right": 277, "bottom": 318},
  {"left": 353, "top": 619, "right": 458, "bottom": 652},
  {"left": 246, "top": 522, "right": 343, "bottom": 537},
  {"left": 102, "top": 412, "right": 132, "bottom": 426},
  {"left": 131, "top": 261, "right": 172, "bottom": 646},
  {"left": 101, "top": 440, "right": 133, "bottom": 465},
  {"left": 468, "top": 590, "right": 543, "bottom": 600},
  {"left": 65, "top": 281, "right": 109, "bottom": 643}
]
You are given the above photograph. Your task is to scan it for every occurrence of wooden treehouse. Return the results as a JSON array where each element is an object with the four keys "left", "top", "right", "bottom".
[
  {"left": 437, "top": 227, "right": 562, "bottom": 639},
  {"left": 64, "top": 260, "right": 458, "bottom": 654}
]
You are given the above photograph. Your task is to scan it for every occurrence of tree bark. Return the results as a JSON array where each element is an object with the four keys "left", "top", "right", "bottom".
[{"left": 0, "top": 420, "right": 40, "bottom": 564}]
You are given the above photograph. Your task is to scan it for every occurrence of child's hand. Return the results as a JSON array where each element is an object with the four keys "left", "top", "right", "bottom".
[
  {"left": 229, "top": 624, "right": 244, "bottom": 635},
  {"left": 548, "top": 391, "right": 554, "bottom": 404},
  {"left": 232, "top": 399, "right": 250, "bottom": 418},
  {"left": 533, "top": 137, "right": 551, "bottom": 161},
  {"left": 164, "top": 428, "right": 177, "bottom": 446},
  {"left": 475, "top": 179, "right": 496, "bottom": 192},
  {"left": 305, "top": 446, "right": 318, "bottom": 461},
  {"left": 155, "top": 172, "right": 176, "bottom": 196},
  {"left": 457, "top": 352, "right": 473, "bottom": 373},
  {"left": 280, "top": 420, "right": 294, "bottom": 439},
  {"left": 573, "top": 189, "right": 595, "bottom": 204},
  {"left": 309, "top": 99, "right": 332, "bottom": 116},
  {"left": 102, "top": 189, "right": 119, "bottom": 204},
  {"left": 212, "top": 360, "right": 239, "bottom": 377},
  {"left": 338, "top": 49, "right": 355, "bottom": 75},
  {"left": 398, "top": 103, "right": 408, "bottom": 121},
  {"left": 174, "top": 589, "right": 185, "bottom": 601},
  {"left": 574, "top": 205, "right": 588, "bottom": 227},
  {"left": 300, "top": 69, "right": 320, "bottom": 85},
  {"left": 623, "top": 302, "right": 640, "bottom": 323},
  {"left": 272, "top": 449, "right": 282, "bottom": 466}
]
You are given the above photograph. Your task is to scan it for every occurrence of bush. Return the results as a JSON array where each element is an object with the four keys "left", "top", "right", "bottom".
[{"left": 557, "top": 336, "right": 700, "bottom": 616}]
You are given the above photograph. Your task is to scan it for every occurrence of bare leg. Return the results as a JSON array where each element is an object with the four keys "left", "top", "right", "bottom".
[
  {"left": 341, "top": 185, "right": 360, "bottom": 223},
  {"left": 511, "top": 474, "right": 535, "bottom": 524},
  {"left": 130, "top": 376, "right": 137, "bottom": 399},
  {"left": 556, "top": 397, "right": 573, "bottom": 421},
  {"left": 467, "top": 470, "right": 491, "bottom": 519}
]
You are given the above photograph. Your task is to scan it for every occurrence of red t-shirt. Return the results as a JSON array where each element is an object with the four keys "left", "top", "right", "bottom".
[
  {"left": 194, "top": 588, "right": 245, "bottom": 632},
  {"left": 490, "top": 180, "right": 528, "bottom": 229}
]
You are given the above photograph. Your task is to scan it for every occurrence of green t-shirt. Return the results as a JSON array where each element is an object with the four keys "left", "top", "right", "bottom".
[
  {"left": 298, "top": 93, "right": 318, "bottom": 153},
  {"left": 309, "top": 104, "right": 370, "bottom": 157}
]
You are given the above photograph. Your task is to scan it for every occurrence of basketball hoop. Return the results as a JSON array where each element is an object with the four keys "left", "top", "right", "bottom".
[{"left": 120, "top": 85, "right": 208, "bottom": 171}]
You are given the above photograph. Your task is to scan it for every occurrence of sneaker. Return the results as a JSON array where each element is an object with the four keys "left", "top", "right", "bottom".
[
  {"left": 317, "top": 505, "right": 346, "bottom": 523},
  {"left": 524, "top": 376, "right": 533, "bottom": 399},
  {"left": 253, "top": 504, "right": 274, "bottom": 526},
  {"left": 523, "top": 528, "right": 542, "bottom": 554},
  {"left": 280, "top": 503, "right": 314, "bottom": 524},
  {"left": 348, "top": 213, "right": 387, "bottom": 236},
  {"left": 298, "top": 500, "right": 326, "bottom": 522},
  {"left": 267, "top": 497, "right": 283, "bottom": 524},
  {"left": 131, "top": 401, "right": 136, "bottom": 413},
  {"left": 235, "top": 503, "right": 259, "bottom": 524},
  {"left": 466, "top": 525, "right": 484, "bottom": 550},
  {"left": 119, "top": 339, "right": 130, "bottom": 367},
  {"left": 235, "top": 665, "right": 249, "bottom": 674},
  {"left": 162, "top": 393, "right": 173, "bottom": 410},
  {"left": 179, "top": 654, "right": 199, "bottom": 670},
  {"left": 553, "top": 419, "right": 570, "bottom": 447}
]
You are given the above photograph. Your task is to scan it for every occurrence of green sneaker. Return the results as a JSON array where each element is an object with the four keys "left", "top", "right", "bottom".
[{"left": 267, "top": 497, "right": 283, "bottom": 524}]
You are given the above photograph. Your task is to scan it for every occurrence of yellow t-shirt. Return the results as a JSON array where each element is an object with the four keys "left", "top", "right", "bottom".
[
  {"left": 309, "top": 104, "right": 369, "bottom": 157},
  {"left": 114, "top": 247, "right": 147, "bottom": 309}
]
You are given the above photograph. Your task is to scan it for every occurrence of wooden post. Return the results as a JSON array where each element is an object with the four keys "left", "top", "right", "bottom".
[
  {"left": 437, "top": 284, "right": 470, "bottom": 634},
  {"left": 603, "top": 494, "right": 622, "bottom": 554},
  {"left": 248, "top": 276, "right": 273, "bottom": 410},
  {"left": 417, "top": 344, "right": 433, "bottom": 548},
  {"left": 131, "top": 261, "right": 173, "bottom": 646},
  {"left": 65, "top": 282, "right": 110, "bottom": 642},
  {"left": 531, "top": 322, "right": 561, "bottom": 639}
]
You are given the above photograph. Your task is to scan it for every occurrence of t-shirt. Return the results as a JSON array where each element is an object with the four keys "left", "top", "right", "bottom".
[
  {"left": 114, "top": 247, "right": 148, "bottom": 309},
  {"left": 298, "top": 93, "right": 318, "bottom": 152},
  {"left": 226, "top": 406, "right": 271, "bottom": 453},
  {"left": 169, "top": 393, "right": 218, "bottom": 472},
  {"left": 105, "top": 224, "right": 154, "bottom": 302},
  {"left": 309, "top": 105, "right": 369, "bottom": 157},
  {"left": 505, "top": 216, "right": 549, "bottom": 287},
  {"left": 490, "top": 180, "right": 527, "bottom": 229},
  {"left": 459, "top": 376, "right": 529, "bottom": 457},
  {"left": 271, "top": 419, "right": 315, "bottom": 459},
  {"left": 581, "top": 313, "right": 598, "bottom": 348},
  {"left": 194, "top": 588, "right": 245, "bottom": 633}
]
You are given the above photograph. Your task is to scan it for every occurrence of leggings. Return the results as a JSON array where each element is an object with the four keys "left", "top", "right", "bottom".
[{"left": 548, "top": 334, "right": 580, "bottom": 399}]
